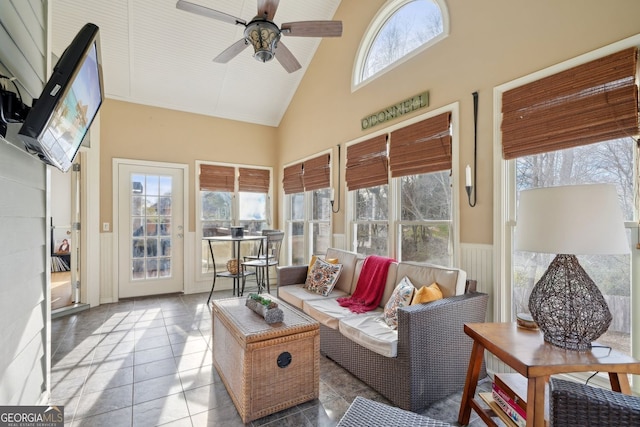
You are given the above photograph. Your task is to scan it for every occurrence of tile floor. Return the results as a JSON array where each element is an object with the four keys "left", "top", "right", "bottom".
[{"left": 50, "top": 289, "right": 493, "bottom": 426}]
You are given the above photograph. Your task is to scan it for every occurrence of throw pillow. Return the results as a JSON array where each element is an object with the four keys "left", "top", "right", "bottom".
[
  {"left": 304, "top": 258, "right": 343, "bottom": 296},
  {"left": 383, "top": 276, "right": 416, "bottom": 329},
  {"left": 307, "top": 255, "right": 339, "bottom": 275},
  {"left": 411, "top": 282, "right": 443, "bottom": 305}
]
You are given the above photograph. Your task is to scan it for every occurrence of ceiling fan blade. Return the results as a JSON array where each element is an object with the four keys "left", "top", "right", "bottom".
[
  {"left": 213, "top": 38, "right": 249, "bottom": 63},
  {"left": 176, "top": 0, "right": 246, "bottom": 26},
  {"left": 281, "top": 21, "right": 343, "bottom": 37},
  {"left": 274, "top": 41, "right": 301, "bottom": 73},
  {"left": 257, "top": 0, "right": 280, "bottom": 21}
]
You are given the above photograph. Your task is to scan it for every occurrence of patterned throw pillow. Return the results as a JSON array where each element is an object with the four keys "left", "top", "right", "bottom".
[
  {"left": 304, "top": 258, "right": 343, "bottom": 296},
  {"left": 383, "top": 276, "right": 416, "bottom": 329},
  {"left": 307, "top": 255, "right": 339, "bottom": 275}
]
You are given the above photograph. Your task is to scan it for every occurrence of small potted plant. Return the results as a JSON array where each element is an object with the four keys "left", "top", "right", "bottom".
[{"left": 245, "top": 293, "right": 284, "bottom": 324}]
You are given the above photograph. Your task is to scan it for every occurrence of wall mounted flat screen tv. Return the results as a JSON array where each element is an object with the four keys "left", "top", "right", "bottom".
[{"left": 19, "top": 23, "right": 103, "bottom": 172}]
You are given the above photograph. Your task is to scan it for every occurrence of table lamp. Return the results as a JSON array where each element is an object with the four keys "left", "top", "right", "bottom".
[{"left": 514, "top": 184, "right": 629, "bottom": 351}]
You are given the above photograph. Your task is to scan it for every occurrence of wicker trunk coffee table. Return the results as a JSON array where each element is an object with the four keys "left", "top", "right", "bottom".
[{"left": 211, "top": 296, "right": 320, "bottom": 423}]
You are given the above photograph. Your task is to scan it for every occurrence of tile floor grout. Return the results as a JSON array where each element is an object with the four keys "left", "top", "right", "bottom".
[{"left": 50, "top": 289, "right": 493, "bottom": 426}]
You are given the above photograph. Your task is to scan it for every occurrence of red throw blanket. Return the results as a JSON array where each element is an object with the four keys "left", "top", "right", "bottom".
[{"left": 337, "top": 255, "right": 396, "bottom": 313}]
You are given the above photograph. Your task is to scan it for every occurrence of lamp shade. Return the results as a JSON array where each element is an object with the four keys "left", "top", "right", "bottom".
[{"left": 515, "top": 184, "right": 628, "bottom": 255}]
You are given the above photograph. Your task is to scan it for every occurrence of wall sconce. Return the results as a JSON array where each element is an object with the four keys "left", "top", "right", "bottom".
[
  {"left": 331, "top": 144, "right": 341, "bottom": 213},
  {"left": 466, "top": 91, "right": 478, "bottom": 207},
  {"left": 465, "top": 164, "right": 475, "bottom": 206}
]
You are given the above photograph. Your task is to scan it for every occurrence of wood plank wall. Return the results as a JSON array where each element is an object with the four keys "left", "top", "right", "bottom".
[{"left": 0, "top": 0, "right": 49, "bottom": 405}]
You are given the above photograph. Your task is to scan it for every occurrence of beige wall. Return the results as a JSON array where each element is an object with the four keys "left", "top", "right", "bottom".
[
  {"left": 99, "top": 1, "right": 640, "bottom": 244},
  {"left": 100, "top": 99, "right": 278, "bottom": 231},
  {"left": 276, "top": 0, "right": 640, "bottom": 243}
]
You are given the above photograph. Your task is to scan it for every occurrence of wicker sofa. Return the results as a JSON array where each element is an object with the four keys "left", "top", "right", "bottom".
[{"left": 276, "top": 248, "right": 488, "bottom": 412}]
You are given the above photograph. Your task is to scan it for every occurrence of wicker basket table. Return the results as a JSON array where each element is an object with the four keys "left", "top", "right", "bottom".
[{"left": 211, "top": 297, "right": 320, "bottom": 423}]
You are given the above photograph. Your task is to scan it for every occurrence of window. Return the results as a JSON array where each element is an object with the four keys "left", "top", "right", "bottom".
[
  {"left": 287, "top": 192, "right": 305, "bottom": 265},
  {"left": 283, "top": 152, "right": 333, "bottom": 265},
  {"left": 397, "top": 171, "right": 452, "bottom": 264},
  {"left": 354, "top": 184, "right": 390, "bottom": 256},
  {"left": 197, "top": 162, "right": 272, "bottom": 276},
  {"left": 346, "top": 108, "right": 457, "bottom": 262},
  {"left": 284, "top": 189, "right": 332, "bottom": 265},
  {"left": 354, "top": 0, "right": 448, "bottom": 88},
  {"left": 511, "top": 139, "right": 634, "bottom": 355},
  {"left": 496, "top": 44, "right": 640, "bottom": 379}
]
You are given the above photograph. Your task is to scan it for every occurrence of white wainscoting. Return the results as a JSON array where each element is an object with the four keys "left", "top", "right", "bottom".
[
  {"left": 100, "top": 232, "right": 114, "bottom": 304},
  {"left": 332, "top": 234, "right": 346, "bottom": 251},
  {"left": 460, "top": 243, "right": 494, "bottom": 322},
  {"left": 459, "top": 243, "right": 510, "bottom": 377}
]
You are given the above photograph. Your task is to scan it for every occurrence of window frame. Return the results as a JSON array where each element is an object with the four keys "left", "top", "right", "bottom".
[
  {"left": 195, "top": 161, "right": 273, "bottom": 283},
  {"left": 352, "top": 0, "right": 450, "bottom": 92},
  {"left": 346, "top": 104, "right": 460, "bottom": 263},
  {"left": 282, "top": 149, "right": 334, "bottom": 265},
  {"left": 493, "top": 35, "right": 640, "bottom": 392}
]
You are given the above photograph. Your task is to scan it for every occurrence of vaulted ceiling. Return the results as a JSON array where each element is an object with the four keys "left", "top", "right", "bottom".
[{"left": 52, "top": 0, "right": 343, "bottom": 127}]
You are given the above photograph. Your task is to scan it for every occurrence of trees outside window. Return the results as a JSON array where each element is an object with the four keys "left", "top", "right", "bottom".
[
  {"left": 355, "top": 0, "right": 447, "bottom": 87},
  {"left": 285, "top": 189, "right": 332, "bottom": 265},
  {"left": 398, "top": 170, "right": 452, "bottom": 264},
  {"left": 353, "top": 184, "right": 389, "bottom": 256},
  {"left": 512, "top": 137, "right": 634, "bottom": 355}
]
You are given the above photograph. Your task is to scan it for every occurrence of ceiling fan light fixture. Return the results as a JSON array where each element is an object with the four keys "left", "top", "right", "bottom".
[{"left": 245, "top": 20, "right": 280, "bottom": 63}]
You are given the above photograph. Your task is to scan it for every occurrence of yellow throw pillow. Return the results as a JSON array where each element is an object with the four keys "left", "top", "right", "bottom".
[
  {"left": 411, "top": 283, "right": 443, "bottom": 305},
  {"left": 307, "top": 255, "right": 338, "bottom": 275}
]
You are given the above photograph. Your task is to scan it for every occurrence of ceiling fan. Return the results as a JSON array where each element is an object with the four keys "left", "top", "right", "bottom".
[{"left": 176, "top": 0, "right": 343, "bottom": 73}]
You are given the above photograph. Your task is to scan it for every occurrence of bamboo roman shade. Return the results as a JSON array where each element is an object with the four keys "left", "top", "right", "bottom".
[
  {"left": 282, "top": 162, "right": 304, "bottom": 194},
  {"left": 238, "top": 168, "right": 270, "bottom": 193},
  {"left": 303, "top": 154, "right": 331, "bottom": 191},
  {"left": 346, "top": 134, "right": 389, "bottom": 191},
  {"left": 389, "top": 112, "right": 452, "bottom": 177},
  {"left": 199, "top": 164, "right": 235, "bottom": 192},
  {"left": 502, "top": 47, "right": 640, "bottom": 159}
]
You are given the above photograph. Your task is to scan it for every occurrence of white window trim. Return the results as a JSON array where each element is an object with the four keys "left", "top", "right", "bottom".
[
  {"left": 194, "top": 160, "right": 273, "bottom": 284},
  {"left": 352, "top": 0, "right": 450, "bottom": 92},
  {"left": 345, "top": 103, "right": 460, "bottom": 263}
]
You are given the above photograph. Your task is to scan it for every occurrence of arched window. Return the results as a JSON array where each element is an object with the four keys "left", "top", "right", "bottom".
[{"left": 353, "top": 0, "right": 448, "bottom": 89}]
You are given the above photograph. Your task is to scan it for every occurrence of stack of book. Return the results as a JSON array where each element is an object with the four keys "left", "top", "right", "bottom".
[{"left": 491, "top": 373, "right": 527, "bottom": 427}]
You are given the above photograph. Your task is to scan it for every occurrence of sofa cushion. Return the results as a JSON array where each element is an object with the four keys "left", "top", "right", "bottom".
[
  {"left": 303, "top": 297, "right": 383, "bottom": 329},
  {"left": 338, "top": 314, "right": 398, "bottom": 357},
  {"left": 326, "top": 248, "right": 361, "bottom": 294},
  {"left": 304, "top": 258, "right": 343, "bottom": 296},
  {"left": 411, "top": 283, "right": 443, "bottom": 305},
  {"left": 278, "top": 285, "right": 349, "bottom": 310},
  {"left": 383, "top": 277, "right": 415, "bottom": 329},
  {"left": 395, "top": 262, "right": 466, "bottom": 297}
]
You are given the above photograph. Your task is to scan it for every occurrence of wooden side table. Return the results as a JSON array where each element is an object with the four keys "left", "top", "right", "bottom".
[{"left": 458, "top": 322, "right": 640, "bottom": 427}]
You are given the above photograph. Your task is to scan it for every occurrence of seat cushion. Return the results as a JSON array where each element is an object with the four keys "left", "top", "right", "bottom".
[
  {"left": 303, "top": 298, "right": 382, "bottom": 330},
  {"left": 339, "top": 313, "right": 398, "bottom": 357},
  {"left": 278, "top": 285, "right": 349, "bottom": 310},
  {"left": 395, "top": 262, "right": 466, "bottom": 297}
]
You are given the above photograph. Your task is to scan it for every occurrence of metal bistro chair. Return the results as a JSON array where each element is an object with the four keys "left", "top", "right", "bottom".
[{"left": 241, "top": 230, "right": 284, "bottom": 294}]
